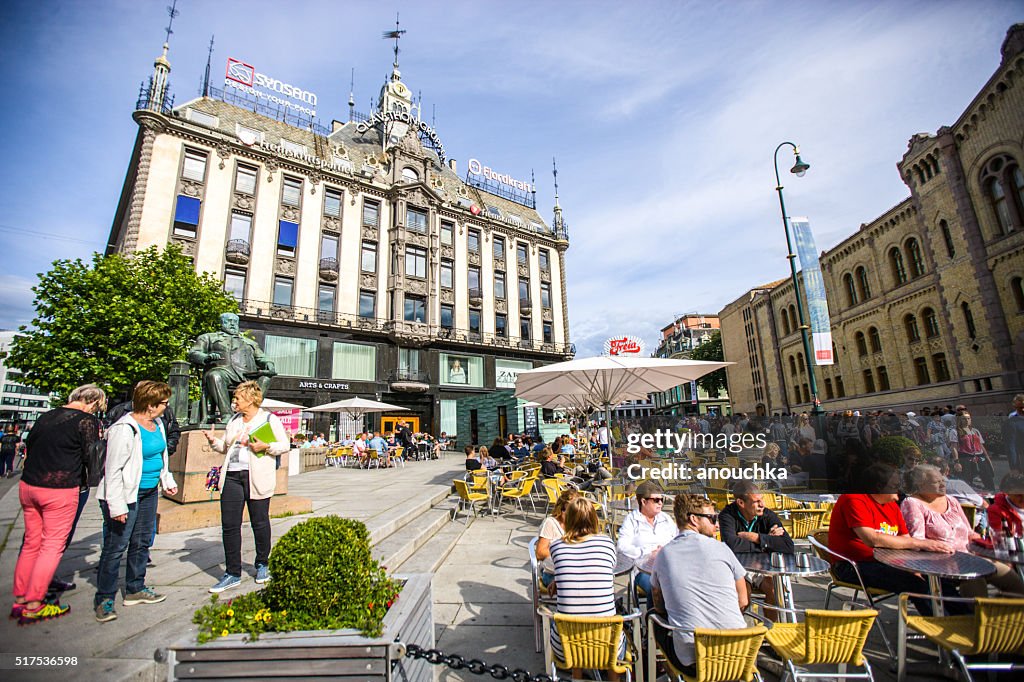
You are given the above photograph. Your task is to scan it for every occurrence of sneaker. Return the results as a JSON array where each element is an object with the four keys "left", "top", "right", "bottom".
[
  {"left": 123, "top": 587, "right": 167, "bottom": 605},
  {"left": 254, "top": 565, "right": 270, "bottom": 584},
  {"left": 19, "top": 602, "right": 70, "bottom": 625},
  {"left": 94, "top": 599, "right": 117, "bottom": 622},
  {"left": 10, "top": 603, "right": 25, "bottom": 620},
  {"left": 209, "top": 574, "right": 241, "bottom": 594}
]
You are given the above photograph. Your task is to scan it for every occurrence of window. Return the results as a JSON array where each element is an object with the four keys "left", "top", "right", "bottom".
[
  {"left": 406, "top": 206, "right": 428, "bottom": 233},
  {"left": 361, "top": 241, "right": 377, "bottom": 273},
  {"left": 235, "top": 164, "right": 257, "bottom": 195},
  {"left": 273, "top": 276, "right": 293, "bottom": 307},
  {"left": 358, "top": 290, "right": 376, "bottom": 318},
  {"left": 802, "top": 385, "right": 809, "bottom": 403},
  {"left": 439, "top": 353, "right": 483, "bottom": 387},
  {"left": 856, "top": 266, "right": 871, "bottom": 300},
  {"left": 402, "top": 167, "right": 419, "bottom": 182},
  {"left": 405, "top": 246, "right": 427, "bottom": 278},
  {"left": 320, "top": 234, "right": 338, "bottom": 260},
  {"left": 229, "top": 212, "right": 251, "bottom": 242},
  {"left": 923, "top": 307, "right": 940, "bottom": 338},
  {"left": 362, "top": 200, "right": 380, "bottom": 228},
  {"left": 332, "top": 341, "right": 376, "bottom": 381},
  {"left": 493, "top": 235, "right": 505, "bottom": 260},
  {"left": 907, "top": 238, "right": 925, "bottom": 277},
  {"left": 539, "top": 248, "right": 550, "bottom": 271},
  {"left": 398, "top": 348, "right": 420, "bottom": 376},
  {"left": 182, "top": 149, "right": 207, "bottom": 182},
  {"left": 844, "top": 273, "right": 858, "bottom": 306},
  {"left": 981, "top": 155, "right": 1020, "bottom": 236},
  {"left": 282, "top": 176, "right": 302, "bottom": 207},
  {"left": 172, "top": 195, "right": 201, "bottom": 238},
  {"left": 855, "top": 331, "right": 868, "bottom": 357},
  {"left": 543, "top": 322, "right": 553, "bottom": 343},
  {"left": 494, "top": 271, "right": 506, "bottom": 300},
  {"left": 468, "top": 266, "right": 481, "bottom": 293},
  {"left": 280, "top": 139, "right": 306, "bottom": 155},
  {"left": 318, "top": 283, "right": 335, "bottom": 313},
  {"left": 781, "top": 308, "right": 790, "bottom": 336},
  {"left": 469, "top": 309, "right": 481, "bottom": 334},
  {"left": 797, "top": 352, "right": 805, "bottom": 373},
  {"left": 495, "top": 313, "right": 507, "bottom": 337},
  {"left": 904, "top": 314, "right": 920, "bottom": 343},
  {"left": 1013, "top": 276, "right": 1024, "bottom": 311},
  {"left": 517, "top": 242, "right": 528, "bottom": 264},
  {"left": 324, "top": 187, "right": 342, "bottom": 218},
  {"left": 519, "top": 278, "right": 530, "bottom": 304},
  {"left": 890, "top": 248, "right": 907, "bottom": 285},
  {"left": 939, "top": 220, "right": 955, "bottom": 258},
  {"left": 223, "top": 268, "right": 246, "bottom": 300},
  {"left": 440, "top": 220, "right": 454, "bottom": 245},
  {"left": 440, "top": 304, "right": 454, "bottom": 329},
  {"left": 440, "top": 259, "right": 454, "bottom": 289},
  {"left": 277, "top": 220, "right": 298, "bottom": 257},
  {"left": 789, "top": 355, "right": 797, "bottom": 376},
  {"left": 863, "top": 369, "right": 876, "bottom": 394},
  {"left": 877, "top": 366, "right": 890, "bottom": 391},
  {"left": 868, "top": 326, "right": 882, "bottom": 353},
  {"left": 467, "top": 228, "right": 480, "bottom": 253},
  {"left": 540, "top": 282, "right": 551, "bottom": 308},
  {"left": 520, "top": 317, "right": 531, "bottom": 340},
  {"left": 914, "top": 357, "right": 931, "bottom": 385},
  {"left": 404, "top": 295, "right": 426, "bottom": 323},
  {"left": 961, "top": 302, "right": 976, "bottom": 339},
  {"left": 487, "top": 205, "right": 502, "bottom": 219},
  {"left": 265, "top": 335, "right": 316, "bottom": 377},
  {"left": 824, "top": 378, "right": 834, "bottom": 400},
  {"left": 789, "top": 305, "right": 797, "bottom": 328},
  {"left": 794, "top": 387, "right": 802, "bottom": 404},
  {"left": 933, "top": 353, "right": 951, "bottom": 382}
]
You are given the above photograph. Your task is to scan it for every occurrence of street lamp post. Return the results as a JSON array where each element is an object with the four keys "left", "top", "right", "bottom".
[{"left": 774, "top": 142, "right": 824, "bottom": 417}]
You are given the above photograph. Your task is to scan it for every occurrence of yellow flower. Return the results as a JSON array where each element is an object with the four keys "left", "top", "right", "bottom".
[
  {"left": 220, "top": 629, "right": 229, "bottom": 637},
  {"left": 226, "top": 609, "right": 234, "bottom": 617},
  {"left": 281, "top": 610, "right": 287, "bottom": 616}
]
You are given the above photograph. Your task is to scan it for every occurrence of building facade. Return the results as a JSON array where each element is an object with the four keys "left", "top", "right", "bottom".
[
  {"left": 107, "top": 41, "right": 573, "bottom": 437},
  {"left": 721, "top": 25, "right": 1024, "bottom": 416},
  {"left": 0, "top": 332, "right": 52, "bottom": 430},
  {"left": 650, "top": 314, "right": 730, "bottom": 416}
]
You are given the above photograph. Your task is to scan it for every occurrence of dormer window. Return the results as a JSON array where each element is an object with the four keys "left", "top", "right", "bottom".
[{"left": 402, "top": 167, "right": 419, "bottom": 182}]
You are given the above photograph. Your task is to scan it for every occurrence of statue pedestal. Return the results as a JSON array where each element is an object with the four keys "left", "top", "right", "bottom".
[{"left": 157, "top": 429, "right": 311, "bottom": 532}]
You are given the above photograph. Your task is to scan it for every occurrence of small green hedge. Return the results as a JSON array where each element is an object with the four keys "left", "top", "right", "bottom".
[{"left": 194, "top": 516, "right": 400, "bottom": 643}]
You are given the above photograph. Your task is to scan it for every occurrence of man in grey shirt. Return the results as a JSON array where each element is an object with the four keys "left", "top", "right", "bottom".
[{"left": 651, "top": 494, "right": 748, "bottom": 675}]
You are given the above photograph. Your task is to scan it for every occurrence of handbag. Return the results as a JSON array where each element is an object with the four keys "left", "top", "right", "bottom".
[{"left": 205, "top": 466, "right": 222, "bottom": 492}]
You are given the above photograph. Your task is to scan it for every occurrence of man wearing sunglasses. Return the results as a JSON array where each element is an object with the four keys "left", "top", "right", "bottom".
[
  {"left": 616, "top": 481, "right": 678, "bottom": 608},
  {"left": 650, "top": 494, "right": 747, "bottom": 677}
]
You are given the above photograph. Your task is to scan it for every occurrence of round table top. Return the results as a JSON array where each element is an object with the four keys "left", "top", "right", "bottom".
[
  {"left": 735, "top": 552, "right": 829, "bottom": 576},
  {"left": 969, "top": 544, "right": 1024, "bottom": 566},
  {"left": 614, "top": 554, "right": 636, "bottom": 576},
  {"left": 873, "top": 549, "right": 996, "bottom": 579},
  {"left": 784, "top": 493, "right": 837, "bottom": 504}
]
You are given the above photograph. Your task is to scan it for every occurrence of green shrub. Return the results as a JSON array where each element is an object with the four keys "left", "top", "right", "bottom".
[
  {"left": 870, "top": 435, "right": 918, "bottom": 469},
  {"left": 193, "top": 516, "right": 401, "bottom": 643}
]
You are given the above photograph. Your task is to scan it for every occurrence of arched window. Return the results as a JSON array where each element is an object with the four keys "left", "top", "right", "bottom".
[
  {"left": 907, "top": 238, "right": 926, "bottom": 277},
  {"left": 797, "top": 352, "right": 805, "bottom": 373},
  {"left": 844, "top": 273, "right": 858, "bottom": 307},
  {"left": 904, "top": 314, "right": 920, "bottom": 343},
  {"left": 961, "top": 302, "right": 976, "bottom": 339},
  {"left": 401, "top": 167, "right": 419, "bottom": 182},
  {"left": 789, "top": 305, "right": 798, "bottom": 329},
  {"left": 789, "top": 355, "right": 797, "bottom": 376},
  {"left": 856, "top": 266, "right": 871, "bottom": 300},
  {"left": 877, "top": 366, "right": 890, "bottom": 391},
  {"left": 939, "top": 220, "right": 955, "bottom": 259},
  {"left": 868, "top": 326, "right": 882, "bottom": 353},
  {"left": 922, "top": 307, "right": 940, "bottom": 338},
  {"left": 855, "top": 331, "right": 868, "bottom": 356},
  {"left": 836, "top": 376, "right": 845, "bottom": 398},
  {"left": 980, "top": 155, "right": 1023, "bottom": 236},
  {"left": 890, "top": 247, "right": 907, "bottom": 285},
  {"left": 781, "top": 308, "right": 790, "bottom": 336},
  {"left": 1012, "top": 276, "right": 1024, "bottom": 311}
]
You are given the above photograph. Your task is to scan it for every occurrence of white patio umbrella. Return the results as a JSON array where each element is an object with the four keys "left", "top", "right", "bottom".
[
  {"left": 260, "top": 398, "right": 305, "bottom": 410},
  {"left": 307, "top": 397, "right": 409, "bottom": 421}
]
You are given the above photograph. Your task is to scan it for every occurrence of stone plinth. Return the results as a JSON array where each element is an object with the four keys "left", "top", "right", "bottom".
[{"left": 156, "top": 494, "right": 312, "bottom": 533}]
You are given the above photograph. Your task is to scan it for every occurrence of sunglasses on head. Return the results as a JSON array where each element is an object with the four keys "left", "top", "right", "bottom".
[{"left": 690, "top": 512, "right": 719, "bottom": 523}]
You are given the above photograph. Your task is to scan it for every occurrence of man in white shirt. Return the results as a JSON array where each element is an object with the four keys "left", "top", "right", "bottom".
[
  {"left": 597, "top": 420, "right": 610, "bottom": 456},
  {"left": 616, "top": 481, "right": 677, "bottom": 607}
]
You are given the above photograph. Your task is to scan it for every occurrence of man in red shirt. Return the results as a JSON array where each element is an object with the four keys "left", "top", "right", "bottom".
[{"left": 829, "top": 463, "right": 955, "bottom": 615}]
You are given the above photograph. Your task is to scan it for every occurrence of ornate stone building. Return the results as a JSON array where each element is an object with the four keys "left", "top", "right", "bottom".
[
  {"left": 721, "top": 25, "right": 1024, "bottom": 416},
  {"left": 106, "top": 40, "right": 573, "bottom": 436}
]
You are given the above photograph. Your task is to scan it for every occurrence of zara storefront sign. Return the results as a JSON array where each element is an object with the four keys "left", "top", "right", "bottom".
[
  {"left": 356, "top": 111, "right": 446, "bottom": 165},
  {"left": 467, "top": 159, "right": 533, "bottom": 192},
  {"left": 603, "top": 335, "right": 646, "bottom": 356},
  {"left": 224, "top": 57, "right": 318, "bottom": 117}
]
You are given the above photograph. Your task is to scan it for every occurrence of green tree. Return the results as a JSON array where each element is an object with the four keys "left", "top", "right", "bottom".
[
  {"left": 5, "top": 245, "right": 237, "bottom": 401},
  {"left": 690, "top": 330, "right": 727, "bottom": 395}
]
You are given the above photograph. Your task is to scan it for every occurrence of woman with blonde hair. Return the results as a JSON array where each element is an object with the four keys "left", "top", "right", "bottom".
[
  {"left": 535, "top": 488, "right": 581, "bottom": 588},
  {"left": 205, "top": 381, "right": 289, "bottom": 593},
  {"left": 549, "top": 497, "right": 624, "bottom": 679}
]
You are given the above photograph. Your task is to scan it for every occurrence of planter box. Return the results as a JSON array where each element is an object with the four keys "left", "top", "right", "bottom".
[{"left": 165, "top": 573, "right": 433, "bottom": 681}]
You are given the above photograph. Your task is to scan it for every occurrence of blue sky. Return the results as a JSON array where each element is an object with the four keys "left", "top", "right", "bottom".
[{"left": 0, "top": 1, "right": 1020, "bottom": 358}]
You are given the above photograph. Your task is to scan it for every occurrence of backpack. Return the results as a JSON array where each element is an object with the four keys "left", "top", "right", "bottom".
[{"left": 86, "top": 420, "right": 138, "bottom": 488}]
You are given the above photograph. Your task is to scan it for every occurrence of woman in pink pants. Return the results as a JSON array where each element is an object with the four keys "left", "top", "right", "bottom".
[{"left": 13, "top": 384, "right": 105, "bottom": 625}]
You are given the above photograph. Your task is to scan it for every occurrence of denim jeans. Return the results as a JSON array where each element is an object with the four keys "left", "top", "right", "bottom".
[
  {"left": 95, "top": 486, "right": 158, "bottom": 605},
  {"left": 220, "top": 471, "right": 271, "bottom": 578},
  {"left": 64, "top": 487, "right": 90, "bottom": 552}
]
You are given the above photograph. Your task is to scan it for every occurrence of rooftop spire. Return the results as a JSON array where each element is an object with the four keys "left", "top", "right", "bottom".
[
  {"left": 147, "top": 0, "right": 179, "bottom": 111},
  {"left": 202, "top": 35, "right": 214, "bottom": 97},
  {"left": 382, "top": 13, "right": 406, "bottom": 76},
  {"left": 348, "top": 68, "right": 356, "bottom": 122}
]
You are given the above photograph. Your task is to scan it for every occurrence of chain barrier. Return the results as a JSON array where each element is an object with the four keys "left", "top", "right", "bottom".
[{"left": 404, "top": 643, "right": 570, "bottom": 682}]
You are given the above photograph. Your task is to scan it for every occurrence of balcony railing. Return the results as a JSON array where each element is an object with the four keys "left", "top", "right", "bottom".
[
  {"left": 226, "top": 239, "right": 251, "bottom": 264},
  {"left": 519, "top": 297, "right": 533, "bottom": 314},
  {"left": 468, "top": 288, "right": 483, "bottom": 306},
  {"left": 235, "top": 299, "right": 574, "bottom": 357},
  {"left": 386, "top": 368, "right": 431, "bottom": 383},
  {"left": 319, "top": 257, "right": 339, "bottom": 281}
]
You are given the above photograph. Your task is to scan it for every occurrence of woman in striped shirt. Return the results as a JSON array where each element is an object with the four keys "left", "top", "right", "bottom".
[{"left": 549, "top": 497, "right": 625, "bottom": 680}]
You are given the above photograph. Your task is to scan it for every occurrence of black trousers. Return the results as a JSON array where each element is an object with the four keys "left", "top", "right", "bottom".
[
  {"left": 835, "top": 560, "right": 968, "bottom": 616},
  {"left": 220, "top": 471, "right": 271, "bottom": 577},
  {"left": 652, "top": 618, "right": 696, "bottom": 677}
]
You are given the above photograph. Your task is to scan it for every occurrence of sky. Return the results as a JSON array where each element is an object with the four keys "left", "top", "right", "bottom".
[{"left": 0, "top": 1, "right": 1020, "bottom": 358}]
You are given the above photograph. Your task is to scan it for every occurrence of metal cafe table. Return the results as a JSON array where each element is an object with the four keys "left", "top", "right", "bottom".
[
  {"left": 873, "top": 549, "right": 995, "bottom": 615},
  {"left": 735, "top": 552, "right": 830, "bottom": 622},
  {"left": 968, "top": 543, "right": 1024, "bottom": 582}
]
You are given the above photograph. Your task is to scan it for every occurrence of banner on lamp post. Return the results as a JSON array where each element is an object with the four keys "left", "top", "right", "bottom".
[{"left": 790, "top": 217, "right": 834, "bottom": 366}]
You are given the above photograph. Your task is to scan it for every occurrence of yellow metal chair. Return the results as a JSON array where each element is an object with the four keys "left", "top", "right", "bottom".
[
  {"left": 540, "top": 606, "right": 643, "bottom": 681},
  {"left": 451, "top": 479, "right": 488, "bottom": 524},
  {"left": 529, "top": 537, "right": 557, "bottom": 653},
  {"left": 960, "top": 504, "right": 978, "bottom": 530},
  {"left": 897, "top": 594, "right": 1024, "bottom": 682},
  {"left": 391, "top": 446, "right": 405, "bottom": 468},
  {"left": 646, "top": 612, "right": 766, "bottom": 682},
  {"left": 764, "top": 607, "right": 877, "bottom": 682},
  {"left": 500, "top": 475, "right": 538, "bottom": 520},
  {"left": 780, "top": 510, "right": 826, "bottom": 540},
  {"left": 365, "top": 448, "right": 381, "bottom": 469}
]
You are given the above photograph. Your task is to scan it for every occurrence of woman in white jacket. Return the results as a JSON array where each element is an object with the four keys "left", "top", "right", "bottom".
[
  {"left": 94, "top": 381, "right": 177, "bottom": 623},
  {"left": 205, "top": 381, "right": 289, "bottom": 593}
]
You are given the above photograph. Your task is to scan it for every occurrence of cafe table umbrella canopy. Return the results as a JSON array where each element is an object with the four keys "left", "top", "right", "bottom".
[
  {"left": 307, "top": 397, "right": 409, "bottom": 422},
  {"left": 260, "top": 398, "right": 305, "bottom": 410}
]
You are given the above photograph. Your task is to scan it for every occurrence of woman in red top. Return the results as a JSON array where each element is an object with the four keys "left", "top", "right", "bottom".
[
  {"left": 829, "top": 464, "right": 957, "bottom": 616},
  {"left": 956, "top": 413, "right": 994, "bottom": 491}
]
